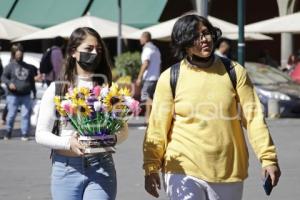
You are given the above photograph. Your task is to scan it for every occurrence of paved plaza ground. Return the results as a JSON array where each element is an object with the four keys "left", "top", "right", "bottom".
[{"left": 0, "top": 117, "right": 299, "bottom": 200}]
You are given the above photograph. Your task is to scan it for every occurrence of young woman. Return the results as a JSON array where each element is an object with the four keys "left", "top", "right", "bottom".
[
  {"left": 36, "top": 27, "right": 128, "bottom": 200},
  {"left": 143, "top": 15, "right": 281, "bottom": 200}
]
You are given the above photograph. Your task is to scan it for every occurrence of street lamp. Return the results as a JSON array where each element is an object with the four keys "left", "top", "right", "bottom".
[
  {"left": 237, "top": 0, "right": 245, "bottom": 66},
  {"left": 117, "top": 0, "right": 122, "bottom": 56},
  {"left": 195, "top": 0, "right": 208, "bottom": 17}
]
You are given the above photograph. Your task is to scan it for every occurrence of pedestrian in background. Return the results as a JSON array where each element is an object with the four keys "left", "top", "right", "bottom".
[
  {"left": 41, "top": 36, "right": 64, "bottom": 86},
  {"left": 1, "top": 43, "right": 36, "bottom": 140},
  {"left": 214, "top": 37, "right": 232, "bottom": 59},
  {"left": 136, "top": 32, "right": 161, "bottom": 125},
  {"left": 0, "top": 44, "right": 4, "bottom": 97},
  {"left": 35, "top": 27, "right": 128, "bottom": 200},
  {"left": 1, "top": 44, "right": 8, "bottom": 125},
  {"left": 258, "top": 49, "right": 279, "bottom": 69},
  {"left": 0, "top": 44, "right": 3, "bottom": 80},
  {"left": 290, "top": 51, "right": 300, "bottom": 84},
  {"left": 0, "top": 44, "right": 6, "bottom": 125},
  {"left": 281, "top": 53, "right": 297, "bottom": 74},
  {"left": 143, "top": 14, "right": 281, "bottom": 200},
  {"left": 1, "top": 50, "right": 41, "bottom": 126}
]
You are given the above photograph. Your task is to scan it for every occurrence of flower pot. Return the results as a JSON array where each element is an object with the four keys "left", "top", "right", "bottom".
[{"left": 79, "top": 135, "right": 116, "bottom": 154}]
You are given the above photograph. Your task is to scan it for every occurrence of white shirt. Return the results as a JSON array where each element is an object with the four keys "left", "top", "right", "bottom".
[
  {"left": 214, "top": 50, "right": 228, "bottom": 58},
  {"left": 35, "top": 77, "right": 128, "bottom": 150},
  {"left": 141, "top": 42, "right": 161, "bottom": 81}
]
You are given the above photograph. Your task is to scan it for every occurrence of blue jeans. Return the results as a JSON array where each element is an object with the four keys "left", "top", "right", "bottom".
[
  {"left": 51, "top": 153, "right": 117, "bottom": 200},
  {"left": 6, "top": 94, "right": 32, "bottom": 137}
]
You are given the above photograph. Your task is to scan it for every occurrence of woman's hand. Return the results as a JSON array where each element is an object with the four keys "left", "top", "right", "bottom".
[
  {"left": 262, "top": 164, "right": 281, "bottom": 186},
  {"left": 145, "top": 173, "right": 161, "bottom": 198},
  {"left": 69, "top": 132, "right": 85, "bottom": 156}
]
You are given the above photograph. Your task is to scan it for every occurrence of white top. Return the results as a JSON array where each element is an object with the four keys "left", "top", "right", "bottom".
[
  {"left": 141, "top": 42, "right": 161, "bottom": 81},
  {"left": 35, "top": 77, "right": 128, "bottom": 150},
  {"left": 214, "top": 50, "right": 228, "bottom": 58}
]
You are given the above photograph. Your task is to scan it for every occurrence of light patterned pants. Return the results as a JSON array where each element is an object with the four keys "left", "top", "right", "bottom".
[{"left": 163, "top": 173, "right": 243, "bottom": 200}]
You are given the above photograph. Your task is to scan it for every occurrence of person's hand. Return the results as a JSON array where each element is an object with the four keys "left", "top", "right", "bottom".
[
  {"left": 145, "top": 173, "right": 161, "bottom": 198},
  {"left": 9, "top": 83, "right": 16, "bottom": 91},
  {"left": 262, "top": 164, "right": 281, "bottom": 186},
  {"left": 136, "top": 78, "right": 142, "bottom": 87},
  {"left": 69, "top": 132, "right": 85, "bottom": 156},
  {"left": 35, "top": 74, "right": 43, "bottom": 82},
  {"left": 41, "top": 73, "right": 46, "bottom": 80}
]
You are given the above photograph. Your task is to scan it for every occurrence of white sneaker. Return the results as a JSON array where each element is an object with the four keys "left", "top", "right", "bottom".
[
  {"left": 21, "top": 137, "right": 29, "bottom": 141},
  {"left": 137, "top": 126, "right": 147, "bottom": 130},
  {"left": 3, "top": 136, "right": 10, "bottom": 140}
]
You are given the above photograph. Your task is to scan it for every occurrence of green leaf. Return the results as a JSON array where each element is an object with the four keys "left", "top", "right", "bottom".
[{"left": 114, "top": 51, "right": 141, "bottom": 80}]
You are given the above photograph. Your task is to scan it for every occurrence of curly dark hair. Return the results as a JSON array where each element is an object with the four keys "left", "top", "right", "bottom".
[{"left": 171, "top": 14, "right": 222, "bottom": 60}]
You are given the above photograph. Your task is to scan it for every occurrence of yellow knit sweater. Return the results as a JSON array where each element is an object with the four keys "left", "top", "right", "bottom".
[{"left": 143, "top": 57, "right": 278, "bottom": 182}]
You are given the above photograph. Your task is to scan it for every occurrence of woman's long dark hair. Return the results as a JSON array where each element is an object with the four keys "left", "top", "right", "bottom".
[
  {"left": 171, "top": 14, "right": 222, "bottom": 60},
  {"left": 60, "top": 27, "right": 113, "bottom": 93}
]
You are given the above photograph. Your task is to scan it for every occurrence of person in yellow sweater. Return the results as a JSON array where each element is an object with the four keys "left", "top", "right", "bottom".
[{"left": 143, "top": 14, "right": 281, "bottom": 200}]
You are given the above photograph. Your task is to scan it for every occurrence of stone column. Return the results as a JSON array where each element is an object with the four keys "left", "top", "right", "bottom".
[{"left": 277, "top": 0, "right": 296, "bottom": 67}]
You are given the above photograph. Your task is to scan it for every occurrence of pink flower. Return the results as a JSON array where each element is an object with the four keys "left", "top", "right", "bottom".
[
  {"left": 61, "top": 100, "right": 75, "bottom": 115},
  {"left": 93, "top": 86, "right": 101, "bottom": 97},
  {"left": 129, "top": 99, "right": 140, "bottom": 116}
]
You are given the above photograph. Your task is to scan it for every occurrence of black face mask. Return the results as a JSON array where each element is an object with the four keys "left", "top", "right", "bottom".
[{"left": 77, "top": 52, "right": 101, "bottom": 72}]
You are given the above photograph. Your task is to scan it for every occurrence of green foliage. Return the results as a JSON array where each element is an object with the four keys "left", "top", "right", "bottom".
[{"left": 114, "top": 51, "right": 141, "bottom": 80}]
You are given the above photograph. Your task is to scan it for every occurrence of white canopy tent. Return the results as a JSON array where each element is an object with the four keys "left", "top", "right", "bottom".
[
  {"left": 14, "top": 15, "right": 139, "bottom": 41},
  {"left": 0, "top": 17, "right": 41, "bottom": 40},
  {"left": 224, "top": 33, "right": 272, "bottom": 41},
  {"left": 245, "top": 12, "right": 300, "bottom": 34},
  {"left": 126, "top": 15, "right": 272, "bottom": 41}
]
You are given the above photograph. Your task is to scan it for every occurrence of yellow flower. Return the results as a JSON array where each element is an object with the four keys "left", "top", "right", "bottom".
[
  {"left": 79, "top": 87, "right": 90, "bottom": 95},
  {"left": 76, "top": 100, "right": 92, "bottom": 117},
  {"left": 69, "top": 87, "right": 90, "bottom": 103},
  {"left": 55, "top": 106, "right": 67, "bottom": 116},
  {"left": 103, "top": 92, "right": 114, "bottom": 111},
  {"left": 54, "top": 96, "right": 67, "bottom": 116},
  {"left": 102, "top": 83, "right": 122, "bottom": 111},
  {"left": 54, "top": 96, "right": 61, "bottom": 106},
  {"left": 110, "top": 83, "right": 119, "bottom": 97},
  {"left": 116, "top": 75, "right": 132, "bottom": 84},
  {"left": 112, "top": 103, "right": 127, "bottom": 114},
  {"left": 65, "top": 92, "right": 72, "bottom": 100},
  {"left": 119, "top": 87, "right": 131, "bottom": 96}
]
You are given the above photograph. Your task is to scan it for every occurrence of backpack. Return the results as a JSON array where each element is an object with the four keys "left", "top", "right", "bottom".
[
  {"left": 39, "top": 48, "right": 53, "bottom": 74},
  {"left": 170, "top": 56, "right": 237, "bottom": 99}
]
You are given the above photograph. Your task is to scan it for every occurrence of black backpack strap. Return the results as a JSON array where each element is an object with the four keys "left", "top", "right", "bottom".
[
  {"left": 52, "top": 82, "right": 63, "bottom": 136},
  {"left": 170, "top": 62, "right": 180, "bottom": 99},
  {"left": 170, "top": 58, "right": 236, "bottom": 98},
  {"left": 219, "top": 57, "right": 237, "bottom": 90},
  {"left": 50, "top": 82, "right": 64, "bottom": 159}
]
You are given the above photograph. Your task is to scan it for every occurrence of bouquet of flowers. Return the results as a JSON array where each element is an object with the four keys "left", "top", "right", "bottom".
[{"left": 54, "top": 83, "right": 140, "bottom": 153}]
